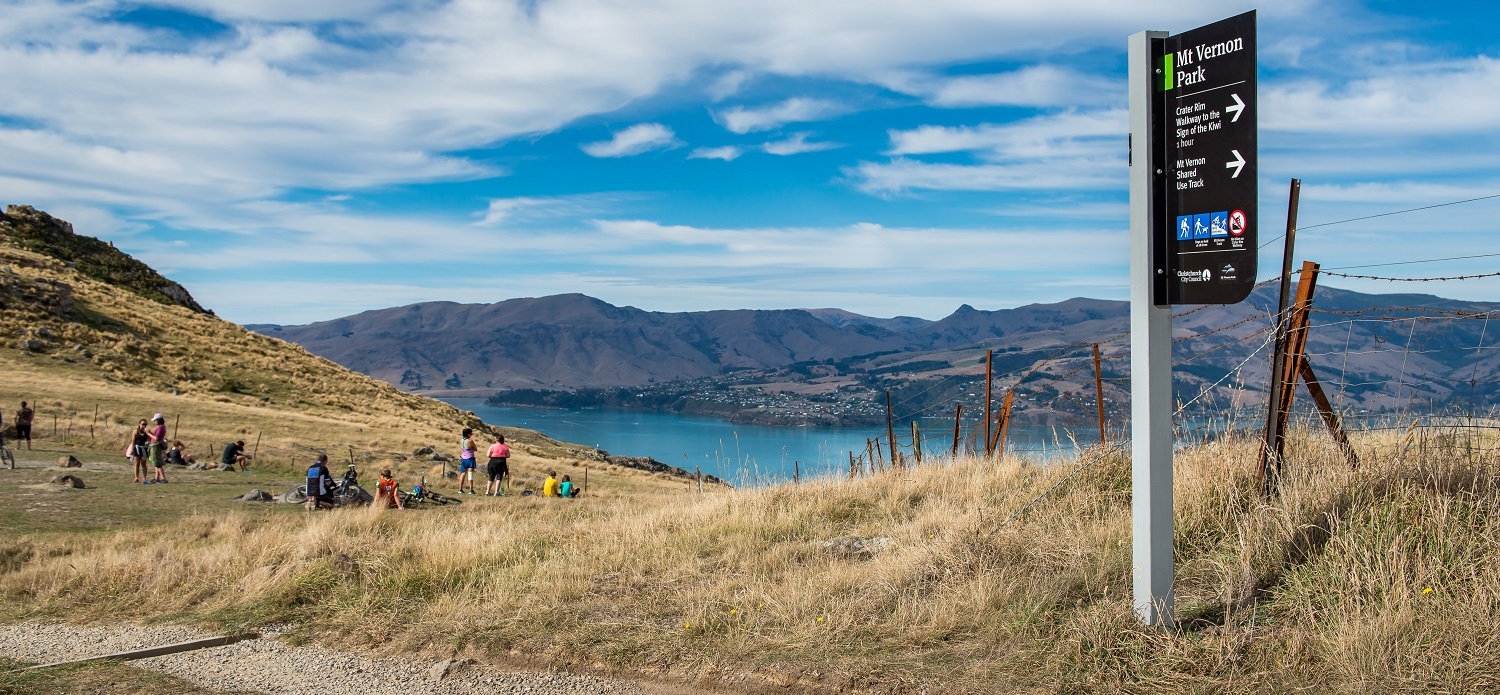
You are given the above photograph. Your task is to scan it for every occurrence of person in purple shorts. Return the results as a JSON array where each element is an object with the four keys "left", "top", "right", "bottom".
[{"left": 457, "top": 428, "right": 478, "bottom": 494}]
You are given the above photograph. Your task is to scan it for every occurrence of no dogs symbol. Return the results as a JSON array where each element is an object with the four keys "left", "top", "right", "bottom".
[{"left": 1228, "top": 210, "right": 1247, "bottom": 237}]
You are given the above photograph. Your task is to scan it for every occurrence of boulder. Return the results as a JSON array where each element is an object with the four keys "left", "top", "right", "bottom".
[
  {"left": 186, "top": 462, "right": 207, "bottom": 470},
  {"left": 58, "top": 455, "right": 82, "bottom": 468},
  {"left": 237, "top": 489, "right": 275, "bottom": 502},
  {"left": 49, "top": 474, "right": 85, "bottom": 489},
  {"left": 413, "top": 446, "right": 434, "bottom": 456},
  {"left": 427, "top": 658, "right": 472, "bottom": 682},
  {"left": 820, "top": 536, "right": 890, "bottom": 560}
]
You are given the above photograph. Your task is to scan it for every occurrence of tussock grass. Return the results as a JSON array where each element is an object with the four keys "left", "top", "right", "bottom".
[
  {"left": 5, "top": 425, "right": 1499, "bottom": 693},
  {"left": 0, "top": 241, "right": 679, "bottom": 495}
]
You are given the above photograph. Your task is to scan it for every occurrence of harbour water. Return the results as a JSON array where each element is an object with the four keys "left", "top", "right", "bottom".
[{"left": 442, "top": 398, "right": 1101, "bottom": 486}]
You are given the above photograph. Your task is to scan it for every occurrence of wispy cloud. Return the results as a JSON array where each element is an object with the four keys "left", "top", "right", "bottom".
[
  {"left": 887, "top": 65, "right": 1122, "bottom": 108},
  {"left": 688, "top": 146, "right": 743, "bottom": 161},
  {"left": 850, "top": 109, "right": 1125, "bottom": 194},
  {"left": 715, "top": 98, "right": 846, "bottom": 134},
  {"left": 762, "top": 132, "right": 840, "bottom": 156},
  {"left": 581, "top": 123, "right": 681, "bottom": 158}
]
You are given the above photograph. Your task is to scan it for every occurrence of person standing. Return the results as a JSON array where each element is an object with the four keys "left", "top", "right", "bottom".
[
  {"left": 131, "top": 419, "right": 150, "bottom": 483},
  {"left": 147, "top": 414, "right": 169, "bottom": 483},
  {"left": 485, "top": 433, "right": 510, "bottom": 496},
  {"left": 14, "top": 401, "right": 33, "bottom": 451},
  {"left": 457, "top": 428, "right": 478, "bottom": 495}
]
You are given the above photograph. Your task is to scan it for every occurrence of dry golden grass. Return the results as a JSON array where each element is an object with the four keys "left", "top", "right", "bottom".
[
  {"left": 4, "top": 423, "right": 1498, "bottom": 693},
  {"left": 0, "top": 241, "right": 680, "bottom": 495}
]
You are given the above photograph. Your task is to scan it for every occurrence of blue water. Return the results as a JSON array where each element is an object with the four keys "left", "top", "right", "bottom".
[{"left": 442, "top": 398, "right": 1101, "bottom": 486}]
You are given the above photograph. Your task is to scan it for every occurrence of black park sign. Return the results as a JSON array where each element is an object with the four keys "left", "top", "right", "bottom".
[{"left": 1153, "top": 10, "right": 1257, "bottom": 305}]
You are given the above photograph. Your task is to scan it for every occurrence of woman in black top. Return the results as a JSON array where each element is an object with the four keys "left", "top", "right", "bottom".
[{"left": 131, "top": 420, "right": 150, "bottom": 483}]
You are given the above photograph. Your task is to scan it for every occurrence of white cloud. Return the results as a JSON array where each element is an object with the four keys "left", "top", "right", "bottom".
[
  {"left": 762, "top": 132, "right": 841, "bottom": 156},
  {"left": 714, "top": 97, "right": 846, "bottom": 133},
  {"left": 0, "top": 0, "right": 1321, "bottom": 231},
  {"left": 581, "top": 123, "right": 681, "bottom": 158},
  {"left": 476, "top": 194, "right": 627, "bottom": 227},
  {"left": 1265, "top": 56, "right": 1500, "bottom": 135},
  {"left": 890, "top": 65, "right": 1121, "bottom": 108},
  {"left": 593, "top": 219, "right": 1123, "bottom": 271},
  {"left": 850, "top": 110, "right": 1125, "bottom": 194},
  {"left": 688, "top": 146, "right": 743, "bottom": 161}
]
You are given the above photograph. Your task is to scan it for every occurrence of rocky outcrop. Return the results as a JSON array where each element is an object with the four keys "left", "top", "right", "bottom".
[
  {"left": 0, "top": 205, "right": 207, "bottom": 314},
  {"left": 605, "top": 454, "right": 725, "bottom": 485}
]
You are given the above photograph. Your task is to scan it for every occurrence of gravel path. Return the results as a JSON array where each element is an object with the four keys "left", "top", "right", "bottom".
[{"left": 0, "top": 622, "right": 663, "bottom": 694}]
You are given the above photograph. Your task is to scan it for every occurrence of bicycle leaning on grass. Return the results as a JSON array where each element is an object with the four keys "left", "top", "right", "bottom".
[{"left": 396, "top": 478, "right": 462, "bottom": 508}]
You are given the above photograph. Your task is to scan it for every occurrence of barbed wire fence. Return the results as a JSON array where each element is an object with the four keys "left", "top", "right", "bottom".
[{"left": 818, "top": 188, "right": 1500, "bottom": 513}]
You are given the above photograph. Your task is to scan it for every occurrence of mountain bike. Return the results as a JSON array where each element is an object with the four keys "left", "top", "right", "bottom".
[
  {"left": 397, "top": 478, "right": 462, "bottom": 508},
  {"left": 283, "top": 465, "right": 371, "bottom": 506},
  {"left": 0, "top": 440, "right": 14, "bottom": 470}
]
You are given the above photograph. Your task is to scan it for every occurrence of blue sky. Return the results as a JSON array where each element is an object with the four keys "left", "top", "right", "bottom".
[{"left": 2, "top": 0, "right": 1498, "bottom": 324}]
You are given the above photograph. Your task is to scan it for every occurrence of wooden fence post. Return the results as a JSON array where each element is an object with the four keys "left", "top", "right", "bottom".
[
  {"left": 951, "top": 404, "right": 963, "bottom": 459},
  {"left": 990, "top": 389, "right": 1015, "bottom": 460},
  {"left": 1261, "top": 259, "right": 1318, "bottom": 492},
  {"left": 911, "top": 420, "right": 922, "bottom": 465},
  {"left": 1260, "top": 179, "right": 1301, "bottom": 492},
  {"left": 984, "top": 349, "right": 994, "bottom": 456},
  {"left": 1093, "top": 343, "right": 1107, "bottom": 444},
  {"left": 886, "top": 391, "right": 897, "bottom": 470}
]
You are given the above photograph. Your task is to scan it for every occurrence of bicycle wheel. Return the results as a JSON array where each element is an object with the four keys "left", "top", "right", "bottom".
[
  {"left": 1, "top": 447, "right": 13, "bottom": 470},
  {"left": 338, "top": 485, "right": 373, "bottom": 507},
  {"left": 282, "top": 485, "right": 308, "bottom": 504},
  {"left": 426, "top": 492, "right": 462, "bottom": 506}
]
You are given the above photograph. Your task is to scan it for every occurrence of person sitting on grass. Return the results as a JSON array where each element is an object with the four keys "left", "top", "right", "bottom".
[
  {"left": 485, "top": 433, "right": 510, "bottom": 496},
  {"left": 165, "top": 440, "right": 195, "bottom": 466},
  {"left": 542, "top": 470, "right": 560, "bottom": 497},
  {"left": 131, "top": 419, "right": 150, "bottom": 484},
  {"left": 375, "top": 469, "right": 403, "bottom": 509},
  {"left": 222, "top": 440, "right": 251, "bottom": 472},
  {"left": 305, "top": 454, "right": 335, "bottom": 510},
  {"left": 559, "top": 474, "right": 577, "bottom": 498}
]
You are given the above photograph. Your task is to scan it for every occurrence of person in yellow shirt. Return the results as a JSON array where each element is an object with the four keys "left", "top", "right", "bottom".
[{"left": 542, "top": 471, "right": 560, "bottom": 497}]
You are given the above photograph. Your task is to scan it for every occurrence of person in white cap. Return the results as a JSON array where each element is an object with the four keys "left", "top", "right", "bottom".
[{"left": 148, "top": 414, "right": 169, "bottom": 483}]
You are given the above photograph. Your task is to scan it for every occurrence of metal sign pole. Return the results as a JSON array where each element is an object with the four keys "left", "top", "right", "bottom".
[{"left": 1129, "top": 28, "right": 1174, "bottom": 629}]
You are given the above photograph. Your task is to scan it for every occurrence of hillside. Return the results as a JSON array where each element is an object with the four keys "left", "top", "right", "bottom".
[
  {"left": 0, "top": 205, "right": 207, "bottom": 314},
  {"left": 0, "top": 209, "right": 690, "bottom": 493},
  {"left": 4, "top": 426, "right": 1497, "bottom": 693}
]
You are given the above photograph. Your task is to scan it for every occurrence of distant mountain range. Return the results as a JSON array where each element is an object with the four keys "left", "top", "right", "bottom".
[
  {"left": 247, "top": 293, "right": 1133, "bottom": 393},
  {"left": 250, "top": 288, "right": 1498, "bottom": 426}
]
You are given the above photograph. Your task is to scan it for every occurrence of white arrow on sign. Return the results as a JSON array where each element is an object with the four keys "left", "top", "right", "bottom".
[
  {"left": 1226, "top": 149, "right": 1245, "bottom": 178},
  {"left": 1226, "top": 93, "right": 1245, "bottom": 122}
]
